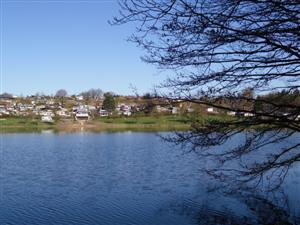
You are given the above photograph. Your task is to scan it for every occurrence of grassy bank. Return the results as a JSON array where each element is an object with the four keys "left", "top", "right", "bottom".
[
  {"left": 95, "top": 115, "right": 190, "bottom": 125},
  {"left": 0, "top": 115, "right": 190, "bottom": 133},
  {"left": 0, "top": 117, "right": 55, "bottom": 133},
  {"left": 0, "top": 114, "right": 232, "bottom": 133}
]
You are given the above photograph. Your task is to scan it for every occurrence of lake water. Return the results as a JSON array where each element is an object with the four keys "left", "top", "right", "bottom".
[{"left": 0, "top": 132, "right": 299, "bottom": 225}]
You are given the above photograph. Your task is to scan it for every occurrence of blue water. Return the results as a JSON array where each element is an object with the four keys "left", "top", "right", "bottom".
[{"left": 0, "top": 132, "right": 299, "bottom": 225}]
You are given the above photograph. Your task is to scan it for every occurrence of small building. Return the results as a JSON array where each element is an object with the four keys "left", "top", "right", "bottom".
[
  {"left": 41, "top": 115, "right": 53, "bottom": 123},
  {"left": 36, "top": 105, "right": 46, "bottom": 111},
  {"left": 187, "top": 107, "right": 194, "bottom": 113},
  {"left": 56, "top": 109, "right": 71, "bottom": 118},
  {"left": 76, "top": 111, "right": 89, "bottom": 120},
  {"left": 236, "top": 112, "right": 245, "bottom": 117},
  {"left": 207, "top": 107, "right": 214, "bottom": 113},
  {"left": 99, "top": 109, "right": 110, "bottom": 117},
  {"left": 117, "top": 104, "right": 133, "bottom": 116},
  {"left": 46, "top": 99, "right": 55, "bottom": 105},
  {"left": 244, "top": 112, "right": 254, "bottom": 117},
  {"left": 227, "top": 111, "right": 236, "bottom": 116},
  {"left": 0, "top": 105, "right": 6, "bottom": 113},
  {"left": 123, "top": 110, "right": 132, "bottom": 116},
  {"left": 155, "top": 105, "right": 169, "bottom": 113},
  {"left": 87, "top": 105, "right": 96, "bottom": 111},
  {"left": 0, "top": 93, "right": 14, "bottom": 101},
  {"left": 76, "top": 95, "right": 84, "bottom": 101},
  {"left": 40, "top": 110, "right": 55, "bottom": 117},
  {"left": 171, "top": 107, "right": 179, "bottom": 114},
  {"left": 0, "top": 106, "right": 10, "bottom": 116}
]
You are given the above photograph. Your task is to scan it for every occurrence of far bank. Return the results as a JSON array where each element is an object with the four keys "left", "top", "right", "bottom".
[{"left": 0, "top": 115, "right": 193, "bottom": 133}]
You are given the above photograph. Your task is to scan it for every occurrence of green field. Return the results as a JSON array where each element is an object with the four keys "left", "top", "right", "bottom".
[
  {"left": 0, "top": 117, "right": 56, "bottom": 127},
  {"left": 0, "top": 117, "right": 55, "bottom": 133},
  {"left": 0, "top": 114, "right": 233, "bottom": 133},
  {"left": 95, "top": 115, "right": 191, "bottom": 125}
]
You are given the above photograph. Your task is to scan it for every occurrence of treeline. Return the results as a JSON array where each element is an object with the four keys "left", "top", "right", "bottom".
[
  {"left": 256, "top": 89, "right": 300, "bottom": 111},
  {"left": 215, "top": 88, "right": 300, "bottom": 118}
]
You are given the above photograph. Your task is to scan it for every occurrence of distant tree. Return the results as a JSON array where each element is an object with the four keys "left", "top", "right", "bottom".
[
  {"left": 55, "top": 89, "right": 67, "bottom": 98},
  {"left": 238, "top": 88, "right": 255, "bottom": 112},
  {"left": 129, "top": 83, "right": 139, "bottom": 97},
  {"left": 102, "top": 92, "right": 116, "bottom": 112},
  {"left": 92, "top": 89, "right": 103, "bottom": 99},
  {"left": 34, "top": 92, "right": 44, "bottom": 98},
  {"left": 81, "top": 88, "right": 103, "bottom": 102},
  {"left": 255, "top": 90, "right": 300, "bottom": 116},
  {"left": 87, "top": 88, "right": 103, "bottom": 99},
  {"left": 55, "top": 89, "right": 68, "bottom": 105},
  {"left": 0, "top": 93, "right": 13, "bottom": 99},
  {"left": 142, "top": 93, "right": 152, "bottom": 99},
  {"left": 141, "top": 100, "right": 156, "bottom": 115}
]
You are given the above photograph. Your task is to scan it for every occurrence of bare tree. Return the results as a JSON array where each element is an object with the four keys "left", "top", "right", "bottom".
[
  {"left": 113, "top": 0, "right": 300, "bottom": 190},
  {"left": 81, "top": 88, "right": 103, "bottom": 101},
  {"left": 55, "top": 89, "right": 68, "bottom": 105},
  {"left": 55, "top": 89, "right": 68, "bottom": 98}
]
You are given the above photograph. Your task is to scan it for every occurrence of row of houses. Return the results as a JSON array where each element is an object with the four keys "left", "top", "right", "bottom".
[
  {"left": 0, "top": 99, "right": 219, "bottom": 121},
  {"left": 1, "top": 93, "right": 264, "bottom": 122}
]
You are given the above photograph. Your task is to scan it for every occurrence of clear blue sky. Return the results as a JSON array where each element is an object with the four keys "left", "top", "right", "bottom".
[{"left": 1, "top": 0, "right": 165, "bottom": 96}]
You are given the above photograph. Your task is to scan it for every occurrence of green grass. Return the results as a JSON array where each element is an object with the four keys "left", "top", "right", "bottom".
[
  {"left": 95, "top": 115, "right": 192, "bottom": 125},
  {"left": 0, "top": 117, "right": 55, "bottom": 129},
  {"left": 0, "top": 114, "right": 236, "bottom": 133}
]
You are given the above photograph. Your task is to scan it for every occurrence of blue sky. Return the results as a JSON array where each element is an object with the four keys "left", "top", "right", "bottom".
[{"left": 1, "top": 0, "right": 165, "bottom": 96}]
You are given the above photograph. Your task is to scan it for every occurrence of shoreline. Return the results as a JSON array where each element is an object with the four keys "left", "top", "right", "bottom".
[{"left": 0, "top": 116, "right": 191, "bottom": 133}]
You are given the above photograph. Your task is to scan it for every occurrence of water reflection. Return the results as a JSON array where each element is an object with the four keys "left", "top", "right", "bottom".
[
  {"left": 41, "top": 129, "right": 55, "bottom": 134},
  {"left": 199, "top": 194, "right": 299, "bottom": 225},
  {"left": 162, "top": 192, "right": 300, "bottom": 225}
]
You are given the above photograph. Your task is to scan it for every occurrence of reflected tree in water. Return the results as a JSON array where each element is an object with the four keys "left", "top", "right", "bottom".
[
  {"left": 197, "top": 196, "right": 299, "bottom": 225},
  {"left": 163, "top": 193, "right": 299, "bottom": 225},
  {"left": 112, "top": 0, "right": 300, "bottom": 191}
]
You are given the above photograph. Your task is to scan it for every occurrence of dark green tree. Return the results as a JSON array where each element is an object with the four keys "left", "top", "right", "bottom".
[{"left": 102, "top": 92, "right": 116, "bottom": 112}]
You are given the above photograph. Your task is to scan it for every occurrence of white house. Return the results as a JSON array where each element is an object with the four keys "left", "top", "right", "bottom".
[
  {"left": 75, "top": 108, "right": 89, "bottom": 120},
  {"left": 227, "top": 111, "right": 236, "bottom": 116},
  {"left": 171, "top": 107, "right": 179, "bottom": 114},
  {"left": 117, "top": 104, "right": 132, "bottom": 116},
  {"left": 99, "top": 109, "right": 110, "bottom": 117},
  {"left": 40, "top": 110, "right": 55, "bottom": 117},
  {"left": 155, "top": 105, "right": 169, "bottom": 113},
  {"left": 244, "top": 112, "right": 254, "bottom": 117},
  {"left": 76, "top": 95, "right": 84, "bottom": 101},
  {"left": 56, "top": 108, "right": 71, "bottom": 118},
  {"left": 87, "top": 105, "right": 96, "bottom": 111},
  {"left": 123, "top": 110, "right": 132, "bottom": 116},
  {"left": 207, "top": 107, "right": 214, "bottom": 113},
  {"left": 41, "top": 115, "right": 53, "bottom": 123},
  {"left": 187, "top": 107, "right": 194, "bottom": 113}
]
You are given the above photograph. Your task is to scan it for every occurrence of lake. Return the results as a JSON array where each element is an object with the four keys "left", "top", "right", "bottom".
[{"left": 0, "top": 132, "right": 299, "bottom": 225}]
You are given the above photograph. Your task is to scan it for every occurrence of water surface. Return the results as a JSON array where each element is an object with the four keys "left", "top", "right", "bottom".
[{"left": 0, "top": 132, "right": 299, "bottom": 224}]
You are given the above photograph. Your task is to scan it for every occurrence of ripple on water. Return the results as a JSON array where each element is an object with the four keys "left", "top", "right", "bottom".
[{"left": 1, "top": 133, "right": 299, "bottom": 225}]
